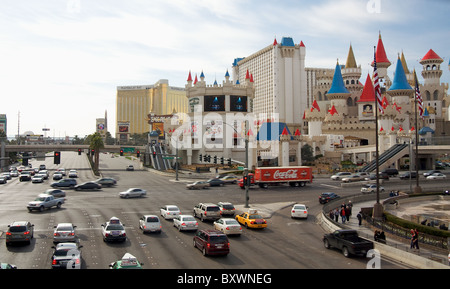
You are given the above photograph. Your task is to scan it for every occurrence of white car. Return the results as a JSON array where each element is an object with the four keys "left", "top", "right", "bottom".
[
  {"left": 160, "top": 205, "right": 180, "bottom": 219},
  {"left": 139, "top": 215, "right": 162, "bottom": 234},
  {"left": 213, "top": 218, "right": 242, "bottom": 235},
  {"left": 31, "top": 175, "right": 44, "bottom": 183},
  {"left": 361, "top": 184, "right": 385, "bottom": 194},
  {"left": 68, "top": 170, "right": 78, "bottom": 178},
  {"left": 53, "top": 223, "right": 77, "bottom": 243},
  {"left": 51, "top": 242, "right": 83, "bottom": 269},
  {"left": 291, "top": 204, "right": 308, "bottom": 219},
  {"left": 119, "top": 188, "right": 147, "bottom": 198},
  {"left": 330, "top": 172, "right": 351, "bottom": 180},
  {"left": 101, "top": 217, "right": 126, "bottom": 242},
  {"left": 173, "top": 215, "right": 198, "bottom": 231},
  {"left": 426, "top": 173, "right": 446, "bottom": 180}
]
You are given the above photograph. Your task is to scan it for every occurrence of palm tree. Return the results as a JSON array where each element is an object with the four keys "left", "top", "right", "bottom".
[{"left": 89, "top": 132, "right": 104, "bottom": 172}]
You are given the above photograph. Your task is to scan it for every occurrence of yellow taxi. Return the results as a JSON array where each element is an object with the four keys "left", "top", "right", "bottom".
[{"left": 235, "top": 209, "right": 267, "bottom": 229}]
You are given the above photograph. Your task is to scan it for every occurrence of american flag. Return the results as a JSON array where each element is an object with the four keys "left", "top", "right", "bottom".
[
  {"left": 414, "top": 70, "right": 424, "bottom": 119},
  {"left": 373, "top": 49, "right": 384, "bottom": 114}
]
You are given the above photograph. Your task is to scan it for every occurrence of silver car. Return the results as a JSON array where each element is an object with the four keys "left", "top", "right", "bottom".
[
  {"left": 119, "top": 188, "right": 147, "bottom": 198},
  {"left": 173, "top": 215, "right": 198, "bottom": 231},
  {"left": 139, "top": 215, "right": 162, "bottom": 234},
  {"left": 53, "top": 223, "right": 77, "bottom": 243},
  {"left": 186, "top": 181, "right": 210, "bottom": 190}
]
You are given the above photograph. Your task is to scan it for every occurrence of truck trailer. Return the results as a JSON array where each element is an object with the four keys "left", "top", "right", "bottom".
[{"left": 238, "top": 166, "right": 313, "bottom": 189}]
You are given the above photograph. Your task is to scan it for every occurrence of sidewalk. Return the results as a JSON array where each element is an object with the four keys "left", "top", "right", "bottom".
[{"left": 332, "top": 201, "right": 449, "bottom": 268}]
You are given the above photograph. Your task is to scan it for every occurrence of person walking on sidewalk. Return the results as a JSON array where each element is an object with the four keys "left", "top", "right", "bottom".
[
  {"left": 334, "top": 208, "right": 339, "bottom": 222},
  {"left": 413, "top": 229, "right": 420, "bottom": 250},
  {"left": 340, "top": 207, "right": 346, "bottom": 224},
  {"left": 357, "top": 211, "right": 362, "bottom": 226}
]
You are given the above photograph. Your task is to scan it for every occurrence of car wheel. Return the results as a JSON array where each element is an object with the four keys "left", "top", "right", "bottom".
[
  {"left": 39, "top": 206, "right": 44, "bottom": 212},
  {"left": 323, "top": 239, "right": 330, "bottom": 249},
  {"left": 201, "top": 215, "right": 205, "bottom": 222},
  {"left": 193, "top": 240, "right": 197, "bottom": 248},
  {"left": 56, "top": 203, "right": 62, "bottom": 209},
  {"left": 202, "top": 248, "right": 207, "bottom": 256},
  {"left": 342, "top": 246, "right": 350, "bottom": 258}
]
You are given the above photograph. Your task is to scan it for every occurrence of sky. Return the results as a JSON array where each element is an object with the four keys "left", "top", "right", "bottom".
[{"left": 1, "top": 0, "right": 449, "bottom": 138}]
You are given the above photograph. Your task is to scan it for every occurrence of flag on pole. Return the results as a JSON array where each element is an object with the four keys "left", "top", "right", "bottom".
[
  {"left": 414, "top": 69, "right": 424, "bottom": 119},
  {"left": 373, "top": 48, "right": 384, "bottom": 114}
]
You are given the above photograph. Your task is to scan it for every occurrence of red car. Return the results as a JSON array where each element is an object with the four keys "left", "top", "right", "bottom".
[{"left": 193, "top": 229, "right": 230, "bottom": 256}]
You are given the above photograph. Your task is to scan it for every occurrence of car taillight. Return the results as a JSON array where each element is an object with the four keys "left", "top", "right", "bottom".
[
  {"left": 207, "top": 243, "right": 210, "bottom": 248},
  {"left": 52, "top": 259, "right": 57, "bottom": 265},
  {"left": 304, "top": 211, "right": 307, "bottom": 214},
  {"left": 182, "top": 223, "right": 186, "bottom": 226},
  {"left": 68, "top": 233, "right": 74, "bottom": 236},
  {"left": 6, "top": 232, "right": 11, "bottom": 236},
  {"left": 24, "top": 231, "right": 30, "bottom": 235},
  {"left": 292, "top": 210, "right": 295, "bottom": 213},
  {"left": 226, "top": 227, "right": 230, "bottom": 230},
  {"left": 75, "top": 258, "right": 80, "bottom": 264}
]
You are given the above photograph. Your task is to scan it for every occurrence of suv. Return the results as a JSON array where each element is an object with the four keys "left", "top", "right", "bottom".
[
  {"left": 51, "top": 178, "right": 77, "bottom": 188},
  {"left": 217, "top": 202, "right": 235, "bottom": 216},
  {"left": 193, "top": 229, "right": 230, "bottom": 256},
  {"left": 193, "top": 203, "right": 221, "bottom": 222},
  {"left": 6, "top": 221, "right": 34, "bottom": 246},
  {"left": 382, "top": 168, "right": 399, "bottom": 177}
]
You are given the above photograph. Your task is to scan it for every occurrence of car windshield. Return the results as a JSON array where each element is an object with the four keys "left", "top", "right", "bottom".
[
  {"left": 106, "top": 224, "right": 124, "bottom": 230},
  {"left": 54, "top": 249, "right": 77, "bottom": 257},
  {"left": 225, "top": 220, "right": 239, "bottom": 225},
  {"left": 57, "top": 226, "right": 73, "bottom": 231},
  {"left": 9, "top": 226, "right": 27, "bottom": 232},
  {"left": 248, "top": 214, "right": 263, "bottom": 219},
  {"left": 209, "top": 236, "right": 228, "bottom": 244},
  {"left": 146, "top": 217, "right": 159, "bottom": 222}
]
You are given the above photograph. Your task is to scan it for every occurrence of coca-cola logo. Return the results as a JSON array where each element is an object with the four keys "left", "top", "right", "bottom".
[{"left": 273, "top": 169, "right": 298, "bottom": 179}]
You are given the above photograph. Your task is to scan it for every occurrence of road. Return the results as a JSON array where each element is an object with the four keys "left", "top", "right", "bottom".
[{"left": 2, "top": 151, "right": 444, "bottom": 270}]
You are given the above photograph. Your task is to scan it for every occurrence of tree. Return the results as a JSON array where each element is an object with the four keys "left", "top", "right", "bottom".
[
  {"left": 89, "top": 132, "right": 104, "bottom": 172},
  {"left": 301, "top": 144, "right": 315, "bottom": 164}
]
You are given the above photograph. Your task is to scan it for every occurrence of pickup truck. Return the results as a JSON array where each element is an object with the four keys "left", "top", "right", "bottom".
[
  {"left": 323, "top": 229, "right": 374, "bottom": 258},
  {"left": 27, "top": 194, "right": 65, "bottom": 212}
]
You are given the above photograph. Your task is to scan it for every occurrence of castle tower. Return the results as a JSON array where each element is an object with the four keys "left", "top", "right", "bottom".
[
  {"left": 372, "top": 33, "right": 391, "bottom": 83},
  {"left": 420, "top": 49, "right": 443, "bottom": 86},
  {"left": 387, "top": 56, "right": 414, "bottom": 131},
  {"left": 326, "top": 61, "right": 351, "bottom": 116},
  {"left": 342, "top": 44, "right": 362, "bottom": 94}
]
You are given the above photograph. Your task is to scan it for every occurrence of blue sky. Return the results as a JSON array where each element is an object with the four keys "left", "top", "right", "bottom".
[{"left": 1, "top": 0, "right": 449, "bottom": 138}]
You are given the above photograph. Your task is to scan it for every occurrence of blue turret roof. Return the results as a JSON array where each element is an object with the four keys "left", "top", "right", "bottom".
[
  {"left": 256, "top": 122, "right": 292, "bottom": 141},
  {"left": 328, "top": 62, "right": 350, "bottom": 94},
  {"left": 419, "top": 126, "right": 434, "bottom": 135},
  {"left": 388, "top": 57, "right": 412, "bottom": 91},
  {"left": 281, "top": 37, "right": 295, "bottom": 47}
]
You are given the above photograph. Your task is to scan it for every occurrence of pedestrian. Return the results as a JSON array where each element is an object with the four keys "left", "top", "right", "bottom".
[
  {"left": 414, "top": 229, "right": 420, "bottom": 250},
  {"left": 347, "top": 201, "right": 352, "bottom": 221},
  {"left": 410, "top": 229, "right": 415, "bottom": 249},
  {"left": 334, "top": 208, "right": 339, "bottom": 222},
  {"left": 341, "top": 207, "right": 346, "bottom": 224},
  {"left": 345, "top": 206, "right": 351, "bottom": 222},
  {"left": 357, "top": 211, "right": 362, "bottom": 226}
]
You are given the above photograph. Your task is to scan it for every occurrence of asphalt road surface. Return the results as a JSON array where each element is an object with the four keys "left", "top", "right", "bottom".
[{"left": 2, "top": 151, "right": 442, "bottom": 270}]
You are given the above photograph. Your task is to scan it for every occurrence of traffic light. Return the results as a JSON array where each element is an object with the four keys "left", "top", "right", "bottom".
[
  {"left": 220, "top": 157, "right": 224, "bottom": 165},
  {"left": 203, "top": 155, "right": 207, "bottom": 162},
  {"left": 54, "top": 151, "right": 61, "bottom": 165},
  {"left": 228, "top": 158, "right": 232, "bottom": 166},
  {"left": 199, "top": 154, "right": 202, "bottom": 162},
  {"left": 243, "top": 175, "right": 248, "bottom": 186},
  {"left": 120, "top": 149, "right": 124, "bottom": 156},
  {"left": 136, "top": 150, "right": 140, "bottom": 158},
  {"left": 213, "top": 156, "right": 217, "bottom": 164},
  {"left": 91, "top": 149, "right": 95, "bottom": 156},
  {"left": 22, "top": 152, "right": 29, "bottom": 166},
  {"left": 207, "top": 155, "right": 211, "bottom": 163},
  {"left": 152, "top": 151, "right": 156, "bottom": 157},
  {"left": 78, "top": 149, "right": 81, "bottom": 155}
]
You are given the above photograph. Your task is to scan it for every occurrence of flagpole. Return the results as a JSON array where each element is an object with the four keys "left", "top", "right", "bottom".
[
  {"left": 413, "top": 70, "right": 422, "bottom": 194},
  {"left": 373, "top": 46, "right": 383, "bottom": 220}
]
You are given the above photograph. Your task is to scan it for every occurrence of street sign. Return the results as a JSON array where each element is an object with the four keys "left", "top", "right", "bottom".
[{"left": 121, "top": 147, "right": 135, "bottom": 153}]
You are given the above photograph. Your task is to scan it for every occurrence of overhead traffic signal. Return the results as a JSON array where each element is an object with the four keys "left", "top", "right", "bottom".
[
  {"left": 54, "top": 151, "right": 61, "bottom": 165},
  {"left": 213, "top": 156, "right": 217, "bottom": 164},
  {"left": 220, "top": 157, "right": 224, "bottom": 165},
  {"left": 228, "top": 158, "right": 232, "bottom": 166},
  {"left": 22, "top": 152, "right": 29, "bottom": 166},
  {"left": 199, "top": 154, "right": 202, "bottom": 162}
]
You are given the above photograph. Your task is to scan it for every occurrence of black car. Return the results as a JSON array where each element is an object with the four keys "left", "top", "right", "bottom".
[
  {"left": 74, "top": 182, "right": 102, "bottom": 191},
  {"left": 207, "top": 178, "right": 225, "bottom": 187},
  {"left": 399, "top": 171, "right": 417, "bottom": 180},
  {"left": 51, "top": 178, "right": 77, "bottom": 188},
  {"left": 381, "top": 168, "right": 399, "bottom": 177},
  {"left": 319, "top": 192, "right": 340, "bottom": 204}
]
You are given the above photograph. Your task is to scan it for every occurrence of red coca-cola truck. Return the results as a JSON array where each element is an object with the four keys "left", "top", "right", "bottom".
[{"left": 238, "top": 166, "right": 313, "bottom": 189}]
